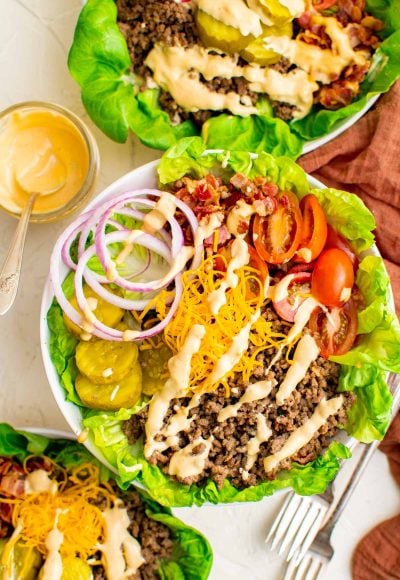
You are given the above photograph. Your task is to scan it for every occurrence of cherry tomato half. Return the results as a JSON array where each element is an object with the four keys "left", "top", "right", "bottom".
[
  {"left": 246, "top": 246, "right": 269, "bottom": 300},
  {"left": 252, "top": 191, "right": 303, "bottom": 264},
  {"left": 213, "top": 243, "right": 268, "bottom": 300},
  {"left": 295, "top": 194, "right": 327, "bottom": 263},
  {"left": 309, "top": 299, "right": 358, "bottom": 358},
  {"left": 272, "top": 272, "right": 311, "bottom": 322},
  {"left": 324, "top": 224, "right": 359, "bottom": 272},
  {"left": 311, "top": 248, "right": 355, "bottom": 308}
]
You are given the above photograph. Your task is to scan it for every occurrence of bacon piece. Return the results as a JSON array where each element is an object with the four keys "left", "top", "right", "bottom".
[
  {"left": 0, "top": 521, "right": 10, "bottom": 539},
  {"left": 0, "top": 473, "right": 26, "bottom": 498},
  {"left": 230, "top": 173, "right": 251, "bottom": 190},
  {"left": 0, "top": 503, "right": 13, "bottom": 524}
]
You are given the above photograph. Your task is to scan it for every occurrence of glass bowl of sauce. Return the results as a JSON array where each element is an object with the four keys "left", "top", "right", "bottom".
[{"left": 0, "top": 101, "right": 99, "bottom": 223}]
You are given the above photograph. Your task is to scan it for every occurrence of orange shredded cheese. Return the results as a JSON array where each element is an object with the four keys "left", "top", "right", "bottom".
[
  {"left": 0, "top": 462, "right": 116, "bottom": 563},
  {"left": 150, "top": 256, "right": 288, "bottom": 394}
]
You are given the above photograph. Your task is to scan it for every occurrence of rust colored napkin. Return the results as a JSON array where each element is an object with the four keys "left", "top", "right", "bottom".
[
  {"left": 299, "top": 81, "right": 400, "bottom": 578},
  {"left": 351, "top": 413, "right": 400, "bottom": 579},
  {"left": 299, "top": 79, "right": 400, "bottom": 316}
]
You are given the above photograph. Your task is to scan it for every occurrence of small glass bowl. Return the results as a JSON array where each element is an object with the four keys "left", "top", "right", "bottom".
[{"left": 0, "top": 101, "right": 100, "bottom": 224}]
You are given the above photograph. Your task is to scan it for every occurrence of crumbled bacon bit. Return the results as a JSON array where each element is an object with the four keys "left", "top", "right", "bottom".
[
  {"left": 237, "top": 220, "right": 249, "bottom": 235},
  {"left": 230, "top": 173, "right": 252, "bottom": 192},
  {"left": 195, "top": 183, "right": 213, "bottom": 201}
]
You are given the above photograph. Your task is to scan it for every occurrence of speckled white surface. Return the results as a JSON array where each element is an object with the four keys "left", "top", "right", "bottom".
[{"left": 0, "top": 2, "right": 399, "bottom": 579}]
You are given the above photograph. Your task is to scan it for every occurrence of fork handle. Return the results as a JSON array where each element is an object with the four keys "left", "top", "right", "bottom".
[
  {"left": 320, "top": 439, "right": 380, "bottom": 536},
  {"left": 321, "top": 373, "right": 400, "bottom": 536}
]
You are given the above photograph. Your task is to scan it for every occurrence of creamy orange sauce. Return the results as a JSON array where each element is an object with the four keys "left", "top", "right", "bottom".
[{"left": 0, "top": 109, "right": 89, "bottom": 215}]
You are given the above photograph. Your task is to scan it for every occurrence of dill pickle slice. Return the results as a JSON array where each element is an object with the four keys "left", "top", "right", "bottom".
[
  {"left": 241, "top": 22, "right": 293, "bottom": 65},
  {"left": 0, "top": 540, "right": 42, "bottom": 579},
  {"left": 75, "top": 365, "right": 142, "bottom": 411},
  {"left": 63, "top": 284, "right": 124, "bottom": 337},
  {"left": 140, "top": 343, "right": 172, "bottom": 396},
  {"left": 75, "top": 340, "right": 138, "bottom": 385},
  {"left": 247, "top": 0, "right": 292, "bottom": 26},
  {"left": 195, "top": 10, "right": 253, "bottom": 54},
  {"left": 61, "top": 557, "right": 92, "bottom": 580}
]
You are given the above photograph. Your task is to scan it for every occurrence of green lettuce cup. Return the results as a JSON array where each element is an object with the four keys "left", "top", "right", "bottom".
[
  {"left": 68, "top": 0, "right": 400, "bottom": 157},
  {"left": 44, "top": 139, "right": 400, "bottom": 507},
  {"left": 0, "top": 423, "right": 213, "bottom": 578}
]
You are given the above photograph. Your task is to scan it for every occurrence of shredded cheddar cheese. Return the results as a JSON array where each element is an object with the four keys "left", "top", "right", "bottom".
[
  {"left": 150, "top": 256, "right": 288, "bottom": 393},
  {"left": 0, "top": 462, "right": 115, "bottom": 563}
]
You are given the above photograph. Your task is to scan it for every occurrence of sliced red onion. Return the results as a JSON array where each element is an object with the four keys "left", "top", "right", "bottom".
[
  {"left": 76, "top": 230, "right": 173, "bottom": 307},
  {"left": 50, "top": 189, "right": 202, "bottom": 341}
]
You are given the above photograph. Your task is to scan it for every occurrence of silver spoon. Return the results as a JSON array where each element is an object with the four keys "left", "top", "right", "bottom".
[{"left": 0, "top": 159, "right": 67, "bottom": 315}]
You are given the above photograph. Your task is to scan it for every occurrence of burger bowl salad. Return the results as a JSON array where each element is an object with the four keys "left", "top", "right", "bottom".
[
  {"left": 0, "top": 423, "right": 212, "bottom": 578},
  {"left": 68, "top": 0, "right": 400, "bottom": 156},
  {"left": 43, "top": 138, "right": 400, "bottom": 507}
]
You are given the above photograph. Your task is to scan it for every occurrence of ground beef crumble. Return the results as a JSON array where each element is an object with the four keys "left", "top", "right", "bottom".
[
  {"left": 123, "top": 306, "right": 355, "bottom": 490},
  {"left": 92, "top": 485, "right": 174, "bottom": 580}
]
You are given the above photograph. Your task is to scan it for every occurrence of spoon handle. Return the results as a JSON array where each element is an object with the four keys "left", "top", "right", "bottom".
[{"left": 0, "top": 193, "right": 37, "bottom": 315}]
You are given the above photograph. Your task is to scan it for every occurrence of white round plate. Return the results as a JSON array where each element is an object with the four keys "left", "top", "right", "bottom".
[
  {"left": 302, "top": 95, "right": 380, "bottom": 154},
  {"left": 40, "top": 158, "right": 384, "bottom": 484}
]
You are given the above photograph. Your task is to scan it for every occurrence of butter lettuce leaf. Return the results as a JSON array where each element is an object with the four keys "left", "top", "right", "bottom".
[
  {"left": 47, "top": 286, "right": 80, "bottom": 406},
  {"left": 158, "top": 138, "right": 309, "bottom": 195},
  {"left": 308, "top": 187, "right": 376, "bottom": 252},
  {"left": 68, "top": 0, "right": 196, "bottom": 145},
  {"left": 202, "top": 114, "right": 304, "bottom": 159},
  {"left": 68, "top": 0, "right": 400, "bottom": 155},
  {"left": 0, "top": 424, "right": 213, "bottom": 579}
]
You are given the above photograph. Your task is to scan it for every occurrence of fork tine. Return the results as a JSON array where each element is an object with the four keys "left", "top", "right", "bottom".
[
  {"left": 284, "top": 553, "right": 298, "bottom": 580},
  {"left": 305, "top": 558, "right": 323, "bottom": 580},
  {"left": 278, "top": 498, "right": 312, "bottom": 556},
  {"left": 293, "top": 552, "right": 313, "bottom": 580},
  {"left": 270, "top": 494, "right": 303, "bottom": 551},
  {"left": 266, "top": 492, "right": 301, "bottom": 549},
  {"left": 286, "top": 502, "right": 326, "bottom": 562},
  {"left": 293, "top": 509, "right": 327, "bottom": 567}
]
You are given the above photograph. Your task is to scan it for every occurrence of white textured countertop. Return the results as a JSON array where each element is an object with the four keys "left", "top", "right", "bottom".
[{"left": 0, "top": 2, "right": 399, "bottom": 579}]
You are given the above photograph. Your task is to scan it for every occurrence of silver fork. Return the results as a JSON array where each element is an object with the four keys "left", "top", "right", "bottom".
[
  {"left": 284, "top": 438, "right": 381, "bottom": 580},
  {"left": 265, "top": 482, "right": 334, "bottom": 561},
  {"left": 284, "top": 372, "right": 400, "bottom": 579},
  {"left": 266, "top": 372, "right": 400, "bottom": 566},
  {"left": 265, "top": 437, "right": 359, "bottom": 561}
]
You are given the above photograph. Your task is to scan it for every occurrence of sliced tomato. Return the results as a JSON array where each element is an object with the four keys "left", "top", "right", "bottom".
[
  {"left": 213, "top": 243, "right": 268, "bottom": 300},
  {"left": 325, "top": 224, "right": 359, "bottom": 272},
  {"left": 272, "top": 272, "right": 311, "bottom": 322},
  {"left": 252, "top": 191, "right": 303, "bottom": 264},
  {"left": 246, "top": 246, "right": 269, "bottom": 300},
  {"left": 309, "top": 299, "right": 358, "bottom": 358},
  {"left": 295, "top": 194, "right": 327, "bottom": 263},
  {"left": 311, "top": 248, "right": 354, "bottom": 307}
]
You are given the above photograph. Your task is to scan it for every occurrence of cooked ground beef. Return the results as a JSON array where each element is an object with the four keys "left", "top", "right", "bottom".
[
  {"left": 92, "top": 485, "right": 174, "bottom": 580},
  {"left": 116, "top": 0, "right": 259, "bottom": 125},
  {"left": 116, "top": 0, "right": 199, "bottom": 77},
  {"left": 123, "top": 306, "right": 355, "bottom": 490},
  {"left": 271, "top": 101, "right": 298, "bottom": 121}
]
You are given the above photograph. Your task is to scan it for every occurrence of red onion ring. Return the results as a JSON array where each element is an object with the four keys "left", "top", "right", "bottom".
[{"left": 51, "top": 189, "right": 202, "bottom": 341}]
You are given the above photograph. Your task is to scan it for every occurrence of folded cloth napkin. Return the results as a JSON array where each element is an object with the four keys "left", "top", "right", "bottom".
[
  {"left": 299, "top": 79, "right": 400, "bottom": 316},
  {"left": 299, "top": 81, "right": 400, "bottom": 579},
  {"left": 351, "top": 412, "right": 400, "bottom": 579}
]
